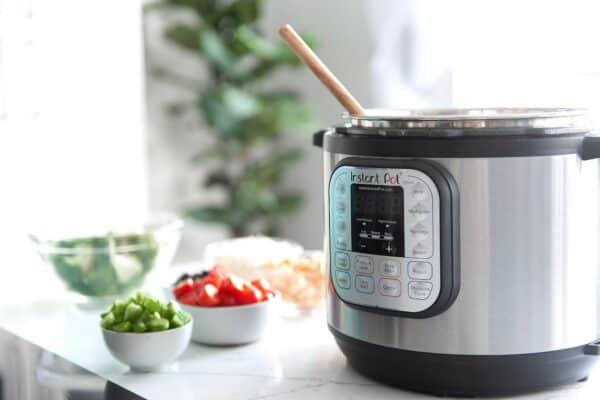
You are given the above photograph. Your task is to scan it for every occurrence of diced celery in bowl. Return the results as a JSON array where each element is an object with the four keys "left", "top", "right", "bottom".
[
  {"left": 101, "top": 292, "right": 192, "bottom": 333},
  {"left": 100, "top": 293, "right": 193, "bottom": 372}
]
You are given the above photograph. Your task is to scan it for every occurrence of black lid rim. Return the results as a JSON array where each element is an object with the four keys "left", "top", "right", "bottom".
[{"left": 323, "top": 128, "right": 589, "bottom": 158}]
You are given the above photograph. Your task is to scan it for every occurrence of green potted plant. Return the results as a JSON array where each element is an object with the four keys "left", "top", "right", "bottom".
[{"left": 146, "top": 0, "right": 316, "bottom": 237}]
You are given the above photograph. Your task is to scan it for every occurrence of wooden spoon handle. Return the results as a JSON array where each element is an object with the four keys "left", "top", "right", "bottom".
[{"left": 279, "top": 24, "right": 365, "bottom": 116}]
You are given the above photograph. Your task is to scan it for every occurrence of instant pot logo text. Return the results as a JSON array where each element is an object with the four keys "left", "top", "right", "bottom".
[{"left": 350, "top": 171, "right": 402, "bottom": 185}]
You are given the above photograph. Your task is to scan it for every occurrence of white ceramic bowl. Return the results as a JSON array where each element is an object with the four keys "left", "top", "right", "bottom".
[
  {"left": 179, "top": 296, "right": 277, "bottom": 345},
  {"left": 102, "top": 322, "right": 192, "bottom": 371}
]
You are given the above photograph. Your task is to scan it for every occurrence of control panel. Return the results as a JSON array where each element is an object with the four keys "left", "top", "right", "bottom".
[{"left": 329, "top": 165, "right": 442, "bottom": 313}]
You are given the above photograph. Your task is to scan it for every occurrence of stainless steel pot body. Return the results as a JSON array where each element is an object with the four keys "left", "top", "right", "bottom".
[{"left": 325, "top": 150, "right": 600, "bottom": 355}]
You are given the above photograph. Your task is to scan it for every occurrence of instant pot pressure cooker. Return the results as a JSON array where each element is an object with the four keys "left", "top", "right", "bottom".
[{"left": 314, "top": 108, "right": 600, "bottom": 397}]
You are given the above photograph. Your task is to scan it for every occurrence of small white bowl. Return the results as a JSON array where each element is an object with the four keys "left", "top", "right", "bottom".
[
  {"left": 102, "top": 322, "right": 192, "bottom": 371},
  {"left": 179, "top": 296, "right": 277, "bottom": 345}
]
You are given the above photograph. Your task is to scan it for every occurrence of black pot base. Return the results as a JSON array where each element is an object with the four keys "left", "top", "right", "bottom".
[{"left": 330, "top": 326, "right": 598, "bottom": 397}]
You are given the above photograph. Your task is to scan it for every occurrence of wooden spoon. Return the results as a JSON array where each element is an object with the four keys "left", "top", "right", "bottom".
[{"left": 278, "top": 24, "right": 365, "bottom": 116}]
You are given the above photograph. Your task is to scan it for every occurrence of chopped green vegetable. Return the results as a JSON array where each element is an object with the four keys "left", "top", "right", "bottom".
[
  {"left": 100, "top": 292, "right": 191, "bottom": 333},
  {"left": 112, "top": 321, "right": 132, "bottom": 332},
  {"left": 101, "top": 312, "right": 116, "bottom": 329},
  {"left": 148, "top": 318, "right": 170, "bottom": 332},
  {"left": 170, "top": 314, "right": 185, "bottom": 328},
  {"left": 142, "top": 311, "right": 161, "bottom": 323},
  {"left": 111, "top": 300, "right": 127, "bottom": 320},
  {"left": 163, "top": 301, "right": 177, "bottom": 319},
  {"left": 176, "top": 310, "right": 192, "bottom": 325},
  {"left": 142, "top": 297, "right": 162, "bottom": 313},
  {"left": 133, "top": 320, "right": 147, "bottom": 333},
  {"left": 123, "top": 303, "right": 144, "bottom": 322}
]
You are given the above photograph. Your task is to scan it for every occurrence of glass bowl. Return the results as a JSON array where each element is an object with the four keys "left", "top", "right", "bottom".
[{"left": 29, "top": 213, "right": 183, "bottom": 305}]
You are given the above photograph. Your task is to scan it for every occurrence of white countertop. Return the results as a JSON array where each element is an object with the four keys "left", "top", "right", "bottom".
[{"left": 1, "top": 297, "right": 600, "bottom": 400}]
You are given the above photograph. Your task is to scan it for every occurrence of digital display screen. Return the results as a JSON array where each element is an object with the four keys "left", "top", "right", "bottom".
[{"left": 351, "top": 184, "right": 404, "bottom": 256}]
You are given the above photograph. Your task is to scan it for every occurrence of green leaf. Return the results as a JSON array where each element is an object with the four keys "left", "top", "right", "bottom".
[
  {"left": 242, "top": 61, "right": 278, "bottom": 82},
  {"left": 221, "top": 86, "right": 261, "bottom": 119},
  {"left": 220, "top": 0, "right": 261, "bottom": 25},
  {"left": 235, "top": 182, "right": 278, "bottom": 211},
  {"left": 165, "top": 24, "right": 200, "bottom": 51},
  {"left": 199, "top": 90, "right": 243, "bottom": 137},
  {"left": 242, "top": 148, "right": 302, "bottom": 186},
  {"left": 234, "top": 26, "right": 286, "bottom": 61},
  {"left": 198, "top": 29, "right": 238, "bottom": 75},
  {"left": 265, "top": 93, "right": 315, "bottom": 132},
  {"left": 242, "top": 93, "right": 314, "bottom": 142},
  {"left": 235, "top": 26, "right": 316, "bottom": 65},
  {"left": 186, "top": 206, "right": 248, "bottom": 226},
  {"left": 272, "top": 193, "right": 303, "bottom": 215},
  {"left": 186, "top": 206, "right": 230, "bottom": 223},
  {"left": 199, "top": 86, "right": 262, "bottom": 140}
]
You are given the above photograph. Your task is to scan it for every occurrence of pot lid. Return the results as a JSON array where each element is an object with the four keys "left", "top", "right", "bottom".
[{"left": 346, "top": 107, "right": 590, "bottom": 135}]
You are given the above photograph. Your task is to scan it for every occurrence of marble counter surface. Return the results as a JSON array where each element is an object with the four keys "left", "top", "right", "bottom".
[{"left": 0, "top": 299, "right": 598, "bottom": 399}]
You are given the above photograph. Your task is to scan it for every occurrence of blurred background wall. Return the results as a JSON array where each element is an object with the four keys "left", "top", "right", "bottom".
[
  {"left": 2, "top": 0, "right": 600, "bottom": 266},
  {"left": 144, "top": 0, "right": 373, "bottom": 260}
]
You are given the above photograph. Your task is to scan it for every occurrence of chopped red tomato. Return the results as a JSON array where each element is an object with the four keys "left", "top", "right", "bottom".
[
  {"left": 218, "top": 292, "right": 237, "bottom": 306},
  {"left": 203, "top": 265, "right": 224, "bottom": 289},
  {"left": 178, "top": 290, "right": 198, "bottom": 306},
  {"left": 221, "top": 275, "right": 245, "bottom": 295},
  {"left": 173, "top": 266, "right": 275, "bottom": 307},
  {"left": 197, "top": 283, "right": 220, "bottom": 306},
  {"left": 235, "top": 283, "right": 263, "bottom": 305},
  {"left": 173, "top": 278, "right": 194, "bottom": 299}
]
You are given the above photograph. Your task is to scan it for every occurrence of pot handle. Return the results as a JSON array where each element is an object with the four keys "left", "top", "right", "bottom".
[
  {"left": 313, "top": 129, "right": 327, "bottom": 148},
  {"left": 580, "top": 134, "right": 600, "bottom": 160}
]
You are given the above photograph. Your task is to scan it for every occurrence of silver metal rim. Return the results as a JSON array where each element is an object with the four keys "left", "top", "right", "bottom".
[{"left": 346, "top": 108, "right": 590, "bottom": 131}]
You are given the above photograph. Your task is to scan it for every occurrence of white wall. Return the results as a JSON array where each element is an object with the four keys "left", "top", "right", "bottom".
[
  {"left": 367, "top": 0, "right": 600, "bottom": 116},
  {"left": 0, "top": 0, "right": 146, "bottom": 294}
]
